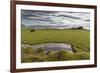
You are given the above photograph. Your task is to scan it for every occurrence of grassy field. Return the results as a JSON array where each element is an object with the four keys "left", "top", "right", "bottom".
[
  {"left": 21, "top": 28, "right": 90, "bottom": 50},
  {"left": 21, "top": 28, "right": 90, "bottom": 62}
]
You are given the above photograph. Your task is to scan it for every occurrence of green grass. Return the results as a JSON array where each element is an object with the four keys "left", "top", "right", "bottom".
[
  {"left": 21, "top": 48, "right": 90, "bottom": 63},
  {"left": 21, "top": 28, "right": 90, "bottom": 62},
  {"left": 21, "top": 29, "right": 90, "bottom": 50}
]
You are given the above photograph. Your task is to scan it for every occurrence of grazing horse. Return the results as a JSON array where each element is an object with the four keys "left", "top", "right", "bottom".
[{"left": 30, "top": 29, "right": 35, "bottom": 32}]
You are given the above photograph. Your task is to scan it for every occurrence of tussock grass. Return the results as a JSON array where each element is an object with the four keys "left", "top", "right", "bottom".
[{"left": 21, "top": 48, "right": 90, "bottom": 63}]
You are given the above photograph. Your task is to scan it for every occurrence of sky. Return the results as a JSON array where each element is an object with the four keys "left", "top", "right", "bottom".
[{"left": 21, "top": 10, "right": 90, "bottom": 29}]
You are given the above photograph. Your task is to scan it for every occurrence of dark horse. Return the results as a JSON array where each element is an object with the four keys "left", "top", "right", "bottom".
[{"left": 30, "top": 29, "right": 35, "bottom": 32}]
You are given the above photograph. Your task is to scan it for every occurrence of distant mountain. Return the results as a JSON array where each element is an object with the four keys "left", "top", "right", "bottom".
[
  {"left": 29, "top": 25, "right": 69, "bottom": 27},
  {"left": 21, "top": 24, "right": 89, "bottom": 30},
  {"left": 21, "top": 24, "right": 26, "bottom": 27}
]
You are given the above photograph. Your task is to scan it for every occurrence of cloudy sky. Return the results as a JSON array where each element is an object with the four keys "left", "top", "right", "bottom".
[{"left": 21, "top": 10, "right": 90, "bottom": 29}]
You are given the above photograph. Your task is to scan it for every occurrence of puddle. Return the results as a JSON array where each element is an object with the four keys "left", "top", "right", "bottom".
[{"left": 22, "top": 43, "right": 73, "bottom": 53}]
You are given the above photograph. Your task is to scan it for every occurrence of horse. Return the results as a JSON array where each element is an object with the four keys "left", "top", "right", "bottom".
[{"left": 30, "top": 29, "right": 35, "bottom": 32}]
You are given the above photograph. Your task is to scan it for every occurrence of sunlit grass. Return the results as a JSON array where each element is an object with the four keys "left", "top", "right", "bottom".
[{"left": 21, "top": 29, "right": 90, "bottom": 50}]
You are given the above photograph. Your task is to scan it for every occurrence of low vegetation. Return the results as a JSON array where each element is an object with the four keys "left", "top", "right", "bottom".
[
  {"left": 21, "top": 28, "right": 90, "bottom": 62},
  {"left": 22, "top": 29, "right": 90, "bottom": 50},
  {"left": 21, "top": 48, "right": 90, "bottom": 63}
]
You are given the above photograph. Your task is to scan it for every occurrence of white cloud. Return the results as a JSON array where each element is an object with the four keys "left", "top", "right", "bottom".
[{"left": 21, "top": 10, "right": 90, "bottom": 29}]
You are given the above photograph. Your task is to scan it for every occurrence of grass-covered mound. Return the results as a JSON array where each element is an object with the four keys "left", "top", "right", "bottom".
[{"left": 21, "top": 48, "right": 90, "bottom": 63}]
